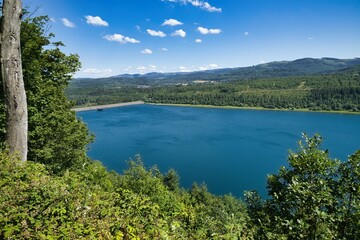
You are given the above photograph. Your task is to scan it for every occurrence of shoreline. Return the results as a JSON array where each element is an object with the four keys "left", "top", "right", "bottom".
[
  {"left": 148, "top": 103, "right": 360, "bottom": 115},
  {"left": 73, "top": 101, "right": 360, "bottom": 115},
  {"left": 72, "top": 101, "right": 144, "bottom": 112}
]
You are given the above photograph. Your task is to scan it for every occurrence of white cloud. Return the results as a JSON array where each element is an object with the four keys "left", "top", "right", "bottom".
[
  {"left": 123, "top": 66, "right": 133, "bottom": 71},
  {"left": 83, "top": 68, "right": 113, "bottom": 75},
  {"left": 179, "top": 66, "right": 190, "bottom": 72},
  {"left": 161, "top": 48, "right": 169, "bottom": 51},
  {"left": 162, "top": 18, "right": 183, "bottom": 26},
  {"left": 85, "top": 15, "right": 109, "bottom": 26},
  {"left": 137, "top": 66, "right": 147, "bottom": 72},
  {"left": 197, "top": 26, "right": 222, "bottom": 35},
  {"left": 199, "top": 1, "right": 221, "bottom": 12},
  {"left": 149, "top": 64, "right": 157, "bottom": 71},
  {"left": 103, "top": 34, "right": 140, "bottom": 44},
  {"left": 124, "top": 37, "right": 140, "bottom": 44},
  {"left": 171, "top": 29, "right": 186, "bottom": 38},
  {"left": 195, "top": 38, "right": 202, "bottom": 43},
  {"left": 208, "top": 63, "right": 218, "bottom": 68},
  {"left": 244, "top": 31, "right": 249, "bottom": 36},
  {"left": 60, "top": 18, "right": 75, "bottom": 28},
  {"left": 197, "top": 63, "right": 218, "bottom": 71},
  {"left": 163, "top": 0, "right": 221, "bottom": 12},
  {"left": 141, "top": 49, "right": 153, "bottom": 54},
  {"left": 147, "top": 29, "right": 166, "bottom": 37},
  {"left": 178, "top": 65, "right": 220, "bottom": 72}
]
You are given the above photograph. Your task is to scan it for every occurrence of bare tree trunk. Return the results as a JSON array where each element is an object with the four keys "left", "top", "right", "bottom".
[{"left": 1, "top": 0, "right": 28, "bottom": 161}]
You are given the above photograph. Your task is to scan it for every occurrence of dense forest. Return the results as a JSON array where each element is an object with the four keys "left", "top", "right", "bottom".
[
  {"left": 1, "top": 8, "right": 360, "bottom": 240},
  {"left": 68, "top": 68, "right": 360, "bottom": 112}
]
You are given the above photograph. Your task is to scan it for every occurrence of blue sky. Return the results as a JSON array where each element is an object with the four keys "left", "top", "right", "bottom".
[{"left": 22, "top": 0, "right": 360, "bottom": 78}]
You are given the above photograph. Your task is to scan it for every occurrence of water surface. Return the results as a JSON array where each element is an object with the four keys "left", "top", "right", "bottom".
[{"left": 78, "top": 105, "right": 360, "bottom": 197}]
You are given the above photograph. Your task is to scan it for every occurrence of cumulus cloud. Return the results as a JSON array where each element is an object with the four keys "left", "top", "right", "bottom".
[
  {"left": 149, "top": 64, "right": 157, "bottom": 71},
  {"left": 83, "top": 68, "right": 113, "bottom": 75},
  {"left": 85, "top": 15, "right": 109, "bottom": 26},
  {"left": 162, "top": 18, "right": 183, "bottom": 26},
  {"left": 177, "top": 64, "right": 220, "bottom": 72},
  {"left": 147, "top": 29, "right": 166, "bottom": 37},
  {"left": 141, "top": 49, "right": 153, "bottom": 54},
  {"left": 179, "top": 66, "right": 190, "bottom": 72},
  {"left": 208, "top": 63, "right": 218, "bottom": 68},
  {"left": 103, "top": 34, "right": 140, "bottom": 44},
  {"left": 197, "top": 26, "right": 222, "bottom": 35},
  {"left": 60, "top": 18, "right": 75, "bottom": 28},
  {"left": 163, "top": 0, "right": 221, "bottom": 12},
  {"left": 197, "top": 63, "right": 218, "bottom": 71},
  {"left": 197, "top": 66, "right": 207, "bottom": 71},
  {"left": 161, "top": 48, "right": 169, "bottom": 51},
  {"left": 195, "top": 38, "right": 202, "bottom": 43},
  {"left": 123, "top": 66, "right": 133, "bottom": 71},
  {"left": 171, "top": 29, "right": 186, "bottom": 38},
  {"left": 137, "top": 66, "right": 147, "bottom": 72}
]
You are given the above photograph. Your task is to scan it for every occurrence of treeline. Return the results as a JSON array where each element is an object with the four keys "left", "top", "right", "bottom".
[{"left": 67, "top": 71, "right": 360, "bottom": 112}]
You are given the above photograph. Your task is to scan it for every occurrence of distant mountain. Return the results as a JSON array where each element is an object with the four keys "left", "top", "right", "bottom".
[{"left": 71, "top": 57, "right": 360, "bottom": 88}]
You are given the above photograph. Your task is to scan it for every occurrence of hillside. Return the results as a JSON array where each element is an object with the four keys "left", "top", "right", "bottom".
[
  {"left": 67, "top": 62, "right": 360, "bottom": 112},
  {"left": 71, "top": 57, "right": 360, "bottom": 88}
]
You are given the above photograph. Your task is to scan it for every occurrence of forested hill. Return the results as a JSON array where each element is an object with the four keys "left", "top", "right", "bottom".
[
  {"left": 68, "top": 63, "right": 360, "bottom": 112},
  {"left": 71, "top": 57, "right": 360, "bottom": 88}
]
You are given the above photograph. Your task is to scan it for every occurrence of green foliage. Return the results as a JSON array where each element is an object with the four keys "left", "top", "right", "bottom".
[
  {"left": 0, "top": 150, "right": 110, "bottom": 239},
  {"left": 0, "top": 14, "right": 93, "bottom": 172},
  {"left": 335, "top": 150, "right": 360, "bottom": 238},
  {"left": 0, "top": 151, "right": 253, "bottom": 239},
  {"left": 248, "top": 134, "right": 360, "bottom": 239},
  {"left": 163, "top": 168, "right": 180, "bottom": 191}
]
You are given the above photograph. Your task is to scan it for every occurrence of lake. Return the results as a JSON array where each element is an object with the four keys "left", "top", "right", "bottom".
[{"left": 77, "top": 104, "right": 360, "bottom": 197}]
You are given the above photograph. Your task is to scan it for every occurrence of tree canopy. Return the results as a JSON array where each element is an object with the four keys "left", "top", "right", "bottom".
[{"left": 1, "top": 14, "right": 92, "bottom": 173}]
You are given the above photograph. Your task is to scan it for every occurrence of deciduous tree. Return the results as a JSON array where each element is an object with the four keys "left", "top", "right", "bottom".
[{"left": 0, "top": 0, "right": 27, "bottom": 161}]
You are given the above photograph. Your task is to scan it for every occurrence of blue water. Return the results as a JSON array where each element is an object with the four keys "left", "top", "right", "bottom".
[{"left": 77, "top": 105, "right": 360, "bottom": 197}]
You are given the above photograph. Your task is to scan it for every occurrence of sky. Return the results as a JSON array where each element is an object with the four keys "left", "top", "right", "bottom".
[{"left": 20, "top": 0, "right": 360, "bottom": 78}]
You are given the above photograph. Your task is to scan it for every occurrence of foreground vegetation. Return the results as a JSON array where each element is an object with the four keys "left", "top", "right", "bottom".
[
  {"left": 0, "top": 11, "right": 359, "bottom": 239},
  {"left": 1, "top": 135, "right": 360, "bottom": 239}
]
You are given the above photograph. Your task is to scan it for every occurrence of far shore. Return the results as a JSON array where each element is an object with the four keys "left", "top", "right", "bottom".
[
  {"left": 148, "top": 103, "right": 360, "bottom": 115},
  {"left": 72, "top": 101, "right": 144, "bottom": 112},
  {"left": 73, "top": 101, "right": 360, "bottom": 115}
]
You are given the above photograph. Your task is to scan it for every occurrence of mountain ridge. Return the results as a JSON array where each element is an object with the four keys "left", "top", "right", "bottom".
[
  {"left": 72, "top": 57, "right": 360, "bottom": 87},
  {"left": 109, "top": 57, "right": 360, "bottom": 79}
]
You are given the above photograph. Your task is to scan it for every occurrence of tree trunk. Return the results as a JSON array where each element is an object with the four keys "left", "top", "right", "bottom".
[{"left": 1, "top": 0, "right": 28, "bottom": 161}]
